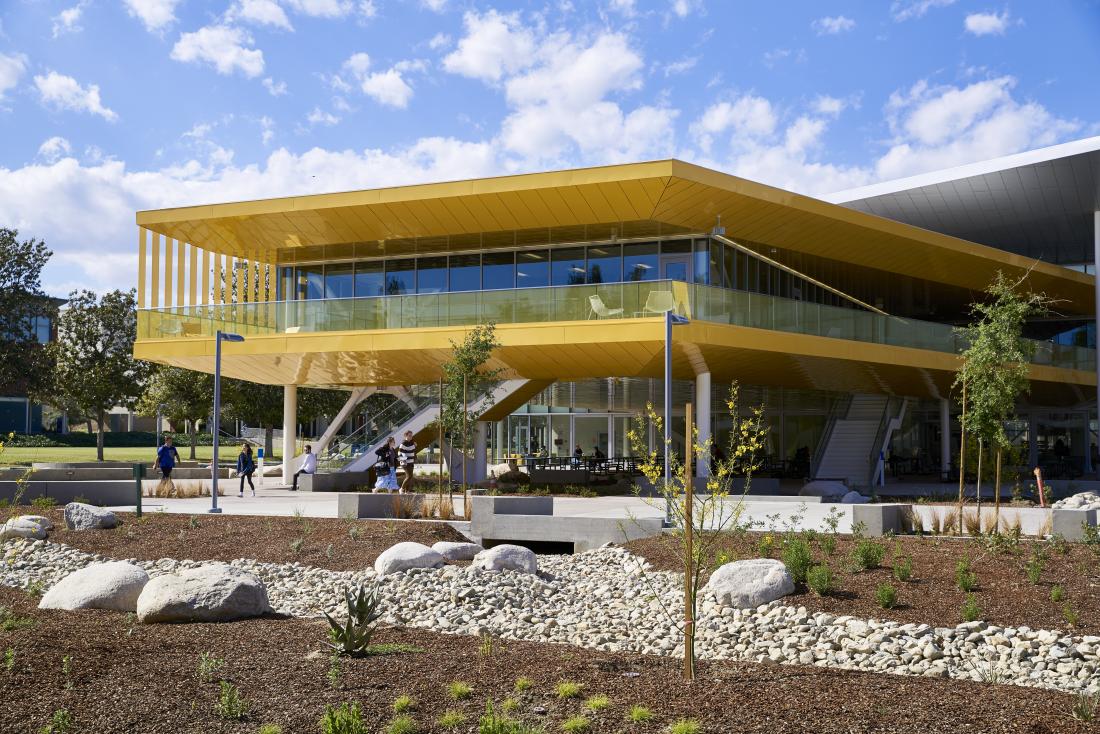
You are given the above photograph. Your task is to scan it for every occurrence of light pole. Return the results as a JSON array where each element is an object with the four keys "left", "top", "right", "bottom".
[
  {"left": 664, "top": 307, "right": 689, "bottom": 525},
  {"left": 155, "top": 403, "right": 167, "bottom": 447},
  {"left": 210, "top": 330, "right": 245, "bottom": 513}
]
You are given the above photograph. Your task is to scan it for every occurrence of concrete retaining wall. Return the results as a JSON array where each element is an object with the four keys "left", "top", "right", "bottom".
[
  {"left": 299, "top": 472, "right": 371, "bottom": 492},
  {"left": 337, "top": 492, "right": 423, "bottom": 519},
  {"left": 0, "top": 467, "right": 229, "bottom": 481},
  {"left": 0, "top": 480, "right": 138, "bottom": 506},
  {"left": 470, "top": 495, "right": 662, "bottom": 551}
]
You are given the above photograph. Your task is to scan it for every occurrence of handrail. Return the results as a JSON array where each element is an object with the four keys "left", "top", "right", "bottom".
[{"left": 811, "top": 394, "right": 852, "bottom": 478}]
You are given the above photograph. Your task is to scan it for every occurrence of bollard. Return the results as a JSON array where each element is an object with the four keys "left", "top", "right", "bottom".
[{"left": 132, "top": 462, "right": 145, "bottom": 517}]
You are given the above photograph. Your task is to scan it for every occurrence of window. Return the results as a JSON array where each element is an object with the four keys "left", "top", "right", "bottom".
[
  {"left": 324, "top": 263, "right": 354, "bottom": 299},
  {"left": 354, "top": 261, "right": 384, "bottom": 298},
  {"left": 623, "top": 242, "right": 658, "bottom": 281},
  {"left": 298, "top": 265, "right": 324, "bottom": 300},
  {"left": 551, "top": 247, "right": 587, "bottom": 286},
  {"left": 385, "top": 259, "right": 415, "bottom": 295},
  {"left": 416, "top": 257, "right": 447, "bottom": 293},
  {"left": 33, "top": 317, "right": 51, "bottom": 343},
  {"left": 449, "top": 254, "right": 481, "bottom": 292},
  {"left": 710, "top": 240, "right": 726, "bottom": 289},
  {"left": 278, "top": 266, "right": 294, "bottom": 301},
  {"left": 586, "top": 244, "right": 621, "bottom": 284},
  {"left": 482, "top": 251, "right": 516, "bottom": 290},
  {"left": 693, "top": 238, "right": 710, "bottom": 285},
  {"left": 516, "top": 250, "right": 549, "bottom": 288}
]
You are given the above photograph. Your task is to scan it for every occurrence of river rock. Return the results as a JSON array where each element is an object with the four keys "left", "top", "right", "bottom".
[
  {"left": 471, "top": 544, "right": 538, "bottom": 574},
  {"left": 705, "top": 558, "right": 795, "bottom": 609},
  {"left": 39, "top": 561, "right": 149, "bottom": 611},
  {"left": 1052, "top": 491, "right": 1100, "bottom": 511},
  {"left": 136, "top": 564, "right": 271, "bottom": 623},
  {"left": 374, "top": 542, "right": 445, "bottom": 576},
  {"left": 0, "top": 516, "right": 50, "bottom": 541},
  {"left": 841, "top": 491, "right": 870, "bottom": 504},
  {"left": 64, "top": 502, "right": 118, "bottom": 530},
  {"left": 799, "top": 480, "right": 848, "bottom": 500},
  {"left": 431, "top": 541, "right": 484, "bottom": 561}
]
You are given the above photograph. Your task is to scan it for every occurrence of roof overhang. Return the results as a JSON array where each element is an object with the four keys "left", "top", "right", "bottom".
[{"left": 136, "top": 159, "right": 1095, "bottom": 313}]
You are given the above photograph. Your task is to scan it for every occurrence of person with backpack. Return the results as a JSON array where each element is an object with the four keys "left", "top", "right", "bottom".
[
  {"left": 237, "top": 444, "right": 256, "bottom": 497},
  {"left": 398, "top": 430, "right": 417, "bottom": 494},
  {"left": 154, "top": 435, "right": 181, "bottom": 497},
  {"left": 374, "top": 436, "right": 399, "bottom": 492}
]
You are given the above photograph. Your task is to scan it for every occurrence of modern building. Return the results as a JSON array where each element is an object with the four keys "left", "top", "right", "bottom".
[
  {"left": 132, "top": 138, "right": 1099, "bottom": 486},
  {"left": 0, "top": 296, "right": 63, "bottom": 434}
]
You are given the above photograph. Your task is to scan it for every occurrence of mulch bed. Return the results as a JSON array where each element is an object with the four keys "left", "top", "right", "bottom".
[
  {"left": 31, "top": 510, "right": 468, "bottom": 572},
  {"left": 0, "top": 587, "right": 1096, "bottom": 734},
  {"left": 626, "top": 532, "right": 1100, "bottom": 633}
]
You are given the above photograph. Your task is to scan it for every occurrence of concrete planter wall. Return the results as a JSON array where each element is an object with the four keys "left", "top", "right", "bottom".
[
  {"left": 0, "top": 480, "right": 138, "bottom": 506},
  {"left": 337, "top": 492, "right": 423, "bottom": 519},
  {"left": 298, "top": 472, "right": 371, "bottom": 492},
  {"left": 470, "top": 495, "right": 661, "bottom": 551}
]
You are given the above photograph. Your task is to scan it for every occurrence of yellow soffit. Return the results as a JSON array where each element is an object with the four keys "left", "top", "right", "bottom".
[{"left": 135, "top": 159, "right": 1094, "bottom": 313}]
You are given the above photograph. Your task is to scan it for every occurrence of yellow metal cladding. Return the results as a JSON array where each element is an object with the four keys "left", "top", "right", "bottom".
[
  {"left": 150, "top": 232, "right": 160, "bottom": 308},
  {"left": 189, "top": 244, "right": 198, "bottom": 306},
  {"left": 201, "top": 249, "right": 210, "bottom": 305},
  {"left": 176, "top": 240, "right": 186, "bottom": 307},
  {"left": 137, "top": 228, "right": 147, "bottom": 308},
  {"left": 163, "top": 238, "right": 174, "bottom": 308},
  {"left": 135, "top": 160, "right": 1094, "bottom": 314}
]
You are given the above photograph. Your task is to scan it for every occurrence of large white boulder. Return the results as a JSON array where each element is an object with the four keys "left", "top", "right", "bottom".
[
  {"left": 136, "top": 564, "right": 271, "bottom": 623},
  {"left": 841, "top": 490, "right": 870, "bottom": 504},
  {"left": 704, "top": 558, "right": 795, "bottom": 609},
  {"left": 471, "top": 544, "right": 538, "bottom": 574},
  {"left": 799, "top": 480, "right": 848, "bottom": 500},
  {"left": 374, "top": 542, "right": 445, "bottom": 576},
  {"left": 64, "top": 502, "right": 118, "bottom": 530},
  {"left": 40, "top": 561, "right": 149, "bottom": 612},
  {"left": 431, "top": 541, "right": 484, "bottom": 561},
  {"left": 1052, "top": 491, "right": 1100, "bottom": 511},
  {"left": 0, "top": 515, "right": 51, "bottom": 541}
]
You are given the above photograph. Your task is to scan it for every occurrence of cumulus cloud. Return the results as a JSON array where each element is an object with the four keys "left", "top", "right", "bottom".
[
  {"left": 669, "top": 0, "right": 701, "bottom": 18},
  {"left": 34, "top": 71, "right": 118, "bottom": 121},
  {"left": 37, "top": 137, "right": 72, "bottom": 163},
  {"left": 229, "top": 0, "right": 294, "bottom": 30},
  {"left": 263, "top": 77, "right": 288, "bottom": 96},
  {"left": 306, "top": 107, "right": 340, "bottom": 126},
  {"left": 171, "top": 26, "right": 265, "bottom": 78},
  {"left": 663, "top": 56, "right": 697, "bottom": 76},
  {"left": 123, "top": 0, "right": 183, "bottom": 32},
  {"left": 690, "top": 96, "right": 777, "bottom": 152},
  {"left": 0, "top": 52, "right": 27, "bottom": 101},
  {"left": 52, "top": 1, "right": 89, "bottom": 38},
  {"left": 421, "top": 0, "right": 447, "bottom": 11},
  {"left": 340, "top": 54, "right": 424, "bottom": 109},
  {"left": 964, "top": 11, "right": 1012, "bottom": 36},
  {"left": 283, "top": 0, "right": 353, "bottom": 17},
  {"left": 891, "top": 0, "right": 956, "bottom": 22},
  {"left": 443, "top": 10, "right": 536, "bottom": 82},
  {"left": 812, "top": 16, "right": 855, "bottom": 35}
]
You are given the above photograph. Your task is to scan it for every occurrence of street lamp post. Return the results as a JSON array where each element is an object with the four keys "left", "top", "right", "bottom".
[
  {"left": 210, "top": 330, "right": 245, "bottom": 513},
  {"left": 664, "top": 308, "right": 690, "bottom": 526}
]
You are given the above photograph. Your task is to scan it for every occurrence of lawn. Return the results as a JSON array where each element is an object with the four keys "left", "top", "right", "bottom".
[{"left": 0, "top": 446, "right": 283, "bottom": 466}]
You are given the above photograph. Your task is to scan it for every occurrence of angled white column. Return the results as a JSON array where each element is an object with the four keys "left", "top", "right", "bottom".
[
  {"left": 940, "top": 398, "right": 951, "bottom": 481},
  {"left": 473, "top": 422, "right": 488, "bottom": 482},
  {"left": 282, "top": 385, "right": 297, "bottom": 483},
  {"left": 695, "top": 371, "right": 712, "bottom": 477}
]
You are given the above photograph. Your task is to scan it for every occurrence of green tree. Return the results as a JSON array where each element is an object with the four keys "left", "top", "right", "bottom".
[
  {"left": 222, "top": 381, "right": 350, "bottom": 457},
  {"left": 439, "top": 323, "right": 503, "bottom": 487},
  {"left": 954, "top": 271, "right": 1049, "bottom": 528},
  {"left": 0, "top": 229, "right": 55, "bottom": 399},
  {"left": 47, "top": 290, "right": 150, "bottom": 460},
  {"left": 137, "top": 366, "right": 214, "bottom": 459}
]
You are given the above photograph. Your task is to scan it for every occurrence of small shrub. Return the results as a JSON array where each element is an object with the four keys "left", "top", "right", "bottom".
[
  {"left": 393, "top": 695, "right": 415, "bottom": 714},
  {"left": 348, "top": 525, "right": 361, "bottom": 541},
  {"left": 321, "top": 703, "right": 367, "bottom": 734},
  {"left": 479, "top": 633, "right": 499, "bottom": 657},
  {"left": 806, "top": 564, "right": 835, "bottom": 596},
  {"left": 1071, "top": 691, "right": 1100, "bottom": 722},
  {"left": 780, "top": 536, "right": 813, "bottom": 584},
  {"left": 628, "top": 705, "right": 654, "bottom": 724},
  {"left": 1025, "top": 555, "right": 1043, "bottom": 585},
  {"left": 197, "top": 652, "right": 225, "bottom": 683},
  {"left": 556, "top": 680, "right": 583, "bottom": 699},
  {"left": 327, "top": 654, "right": 342, "bottom": 688},
  {"left": 215, "top": 680, "right": 250, "bottom": 720},
  {"left": 583, "top": 694, "right": 610, "bottom": 711},
  {"left": 961, "top": 594, "right": 982, "bottom": 623},
  {"left": 30, "top": 496, "right": 57, "bottom": 510},
  {"left": 668, "top": 719, "right": 700, "bottom": 734},
  {"left": 1063, "top": 603, "right": 1080, "bottom": 628},
  {"left": 386, "top": 714, "right": 418, "bottom": 734},
  {"left": 437, "top": 710, "right": 467, "bottom": 729},
  {"left": 955, "top": 558, "right": 978, "bottom": 592},
  {"left": 478, "top": 700, "right": 538, "bottom": 734},
  {"left": 500, "top": 698, "right": 519, "bottom": 713},
  {"left": 562, "top": 716, "right": 589, "bottom": 733},
  {"left": 818, "top": 534, "right": 837, "bottom": 557},
  {"left": 448, "top": 681, "right": 473, "bottom": 700},
  {"left": 755, "top": 534, "right": 775, "bottom": 557},
  {"left": 325, "top": 584, "right": 384, "bottom": 656},
  {"left": 290, "top": 538, "right": 304, "bottom": 554},
  {"left": 514, "top": 676, "right": 534, "bottom": 692},
  {"left": 0, "top": 606, "right": 36, "bottom": 632},
  {"left": 38, "top": 708, "right": 73, "bottom": 734},
  {"left": 257, "top": 725, "right": 283, "bottom": 734},
  {"left": 1051, "top": 585, "right": 1066, "bottom": 604},
  {"left": 188, "top": 515, "right": 200, "bottom": 529},
  {"left": 874, "top": 584, "right": 898, "bottom": 609},
  {"left": 851, "top": 539, "right": 885, "bottom": 571},
  {"left": 3, "top": 647, "right": 14, "bottom": 672},
  {"left": 892, "top": 555, "right": 912, "bottom": 582}
]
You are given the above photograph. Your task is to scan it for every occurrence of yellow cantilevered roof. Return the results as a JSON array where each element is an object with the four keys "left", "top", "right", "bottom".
[{"left": 135, "top": 159, "right": 1095, "bottom": 314}]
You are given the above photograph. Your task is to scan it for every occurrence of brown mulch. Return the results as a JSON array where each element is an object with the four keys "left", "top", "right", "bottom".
[
  {"left": 626, "top": 532, "right": 1100, "bottom": 633},
  {"left": 0, "top": 587, "right": 1096, "bottom": 734},
  {"left": 32, "top": 510, "right": 468, "bottom": 572}
]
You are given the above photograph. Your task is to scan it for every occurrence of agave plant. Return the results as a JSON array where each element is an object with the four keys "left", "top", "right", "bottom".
[{"left": 324, "top": 584, "right": 383, "bottom": 655}]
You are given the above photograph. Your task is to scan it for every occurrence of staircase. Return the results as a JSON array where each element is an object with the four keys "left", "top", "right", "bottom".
[{"left": 813, "top": 394, "right": 905, "bottom": 486}]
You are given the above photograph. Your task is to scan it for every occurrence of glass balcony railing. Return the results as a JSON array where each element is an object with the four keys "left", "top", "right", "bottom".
[{"left": 136, "top": 279, "right": 1096, "bottom": 372}]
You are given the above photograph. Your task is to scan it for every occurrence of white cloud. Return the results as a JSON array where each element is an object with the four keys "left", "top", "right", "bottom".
[
  {"left": 443, "top": 10, "right": 536, "bottom": 83},
  {"left": 663, "top": 56, "right": 697, "bottom": 76},
  {"left": 283, "top": 0, "right": 353, "bottom": 17},
  {"left": 306, "top": 107, "right": 340, "bottom": 125},
  {"left": 669, "top": 0, "right": 700, "bottom": 18},
  {"left": 358, "top": 0, "right": 378, "bottom": 19},
  {"left": 812, "top": 16, "right": 855, "bottom": 35},
  {"left": 34, "top": 71, "right": 118, "bottom": 121},
  {"left": 421, "top": 0, "right": 447, "bottom": 11},
  {"left": 360, "top": 69, "right": 414, "bottom": 108},
  {"left": 891, "top": 0, "right": 956, "bottom": 22},
  {"left": 964, "top": 11, "right": 1012, "bottom": 36},
  {"left": 263, "top": 77, "right": 288, "bottom": 96},
  {"left": 37, "top": 136, "right": 72, "bottom": 163},
  {"left": 609, "top": 0, "right": 636, "bottom": 16},
  {"left": 0, "top": 52, "right": 27, "bottom": 101},
  {"left": 812, "top": 95, "right": 847, "bottom": 116},
  {"left": 123, "top": 0, "right": 183, "bottom": 32},
  {"left": 229, "top": 0, "right": 294, "bottom": 30},
  {"left": 171, "top": 26, "right": 265, "bottom": 78},
  {"left": 428, "top": 32, "right": 451, "bottom": 50},
  {"left": 52, "top": 1, "right": 89, "bottom": 38},
  {"left": 762, "top": 48, "right": 805, "bottom": 67},
  {"left": 690, "top": 96, "right": 777, "bottom": 152},
  {"left": 259, "top": 116, "right": 275, "bottom": 145}
]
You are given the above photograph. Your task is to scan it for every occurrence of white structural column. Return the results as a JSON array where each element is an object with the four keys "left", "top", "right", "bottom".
[
  {"left": 695, "top": 371, "right": 712, "bottom": 478},
  {"left": 282, "top": 385, "right": 298, "bottom": 483},
  {"left": 473, "top": 422, "right": 488, "bottom": 482},
  {"left": 940, "top": 398, "right": 951, "bottom": 480}
]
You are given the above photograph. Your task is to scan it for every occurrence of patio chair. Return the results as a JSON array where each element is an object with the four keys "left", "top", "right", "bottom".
[
  {"left": 636, "top": 290, "right": 675, "bottom": 316},
  {"left": 588, "top": 294, "right": 624, "bottom": 319}
]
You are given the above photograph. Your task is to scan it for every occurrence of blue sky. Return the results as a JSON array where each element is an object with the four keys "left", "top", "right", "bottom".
[{"left": 1, "top": 0, "right": 1098, "bottom": 295}]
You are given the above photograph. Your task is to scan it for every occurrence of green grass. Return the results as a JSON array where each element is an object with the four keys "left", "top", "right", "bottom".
[
  {"left": 0, "top": 607, "right": 36, "bottom": 632},
  {"left": 0, "top": 445, "right": 283, "bottom": 467},
  {"left": 447, "top": 681, "right": 473, "bottom": 700},
  {"left": 393, "top": 696, "right": 415, "bottom": 714},
  {"left": 364, "top": 643, "right": 424, "bottom": 656},
  {"left": 583, "top": 695, "right": 610, "bottom": 712},
  {"left": 667, "top": 719, "right": 700, "bottom": 734},
  {"left": 627, "top": 705, "right": 653, "bottom": 724},
  {"left": 555, "top": 681, "right": 582, "bottom": 699},
  {"left": 256, "top": 726, "right": 283, "bottom": 734},
  {"left": 385, "top": 714, "right": 417, "bottom": 734},
  {"left": 436, "top": 710, "right": 466, "bottom": 729},
  {"left": 562, "top": 716, "right": 589, "bottom": 733},
  {"left": 514, "top": 676, "right": 534, "bottom": 693}
]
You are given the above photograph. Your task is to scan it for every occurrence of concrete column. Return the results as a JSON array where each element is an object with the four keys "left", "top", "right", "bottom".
[
  {"left": 939, "top": 398, "right": 951, "bottom": 481},
  {"left": 473, "top": 422, "right": 488, "bottom": 482},
  {"left": 282, "top": 385, "right": 297, "bottom": 483},
  {"left": 695, "top": 371, "right": 712, "bottom": 477}
]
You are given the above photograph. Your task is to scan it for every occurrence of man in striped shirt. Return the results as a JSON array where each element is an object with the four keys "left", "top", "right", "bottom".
[{"left": 398, "top": 430, "right": 417, "bottom": 493}]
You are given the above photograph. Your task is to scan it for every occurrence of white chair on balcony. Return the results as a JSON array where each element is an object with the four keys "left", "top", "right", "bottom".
[
  {"left": 588, "top": 294, "right": 624, "bottom": 319},
  {"left": 637, "top": 290, "right": 675, "bottom": 317}
]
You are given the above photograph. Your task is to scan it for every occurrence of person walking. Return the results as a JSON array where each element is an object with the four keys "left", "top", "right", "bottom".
[
  {"left": 291, "top": 444, "right": 317, "bottom": 491},
  {"left": 374, "top": 436, "right": 399, "bottom": 492},
  {"left": 154, "top": 435, "right": 181, "bottom": 495},
  {"left": 398, "top": 430, "right": 417, "bottom": 494},
  {"left": 237, "top": 444, "right": 256, "bottom": 497}
]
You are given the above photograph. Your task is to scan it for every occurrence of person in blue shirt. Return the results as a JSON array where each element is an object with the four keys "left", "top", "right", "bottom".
[
  {"left": 237, "top": 444, "right": 256, "bottom": 497},
  {"left": 155, "top": 435, "right": 180, "bottom": 480}
]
